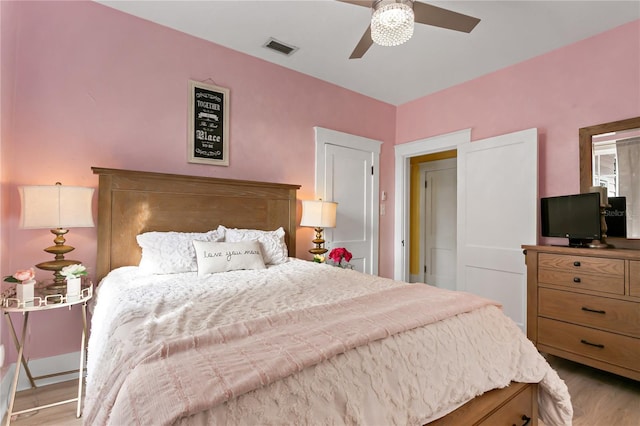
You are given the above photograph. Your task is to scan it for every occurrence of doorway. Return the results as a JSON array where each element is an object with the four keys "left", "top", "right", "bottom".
[
  {"left": 407, "top": 151, "right": 458, "bottom": 286},
  {"left": 394, "top": 129, "right": 471, "bottom": 280},
  {"left": 395, "top": 128, "right": 538, "bottom": 332},
  {"left": 418, "top": 158, "right": 457, "bottom": 290}
]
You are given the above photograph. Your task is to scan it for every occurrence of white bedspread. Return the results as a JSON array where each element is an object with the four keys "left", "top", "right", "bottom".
[{"left": 85, "top": 259, "right": 572, "bottom": 425}]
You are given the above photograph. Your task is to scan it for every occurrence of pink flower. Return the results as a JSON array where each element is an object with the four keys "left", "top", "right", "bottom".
[
  {"left": 13, "top": 268, "right": 35, "bottom": 282},
  {"left": 328, "top": 248, "right": 352, "bottom": 265},
  {"left": 4, "top": 267, "right": 35, "bottom": 283}
]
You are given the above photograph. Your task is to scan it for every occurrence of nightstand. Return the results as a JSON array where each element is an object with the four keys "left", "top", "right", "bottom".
[{"left": 1, "top": 279, "right": 93, "bottom": 425}]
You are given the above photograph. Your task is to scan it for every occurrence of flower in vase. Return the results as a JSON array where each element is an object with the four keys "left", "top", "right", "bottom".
[
  {"left": 328, "top": 248, "right": 353, "bottom": 268},
  {"left": 61, "top": 264, "right": 87, "bottom": 280},
  {"left": 3, "top": 268, "right": 35, "bottom": 284}
]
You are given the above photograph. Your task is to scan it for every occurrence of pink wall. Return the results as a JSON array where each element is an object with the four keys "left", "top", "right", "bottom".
[
  {"left": 0, "top": 1, "right": 395, "bottom": 366},
  {"left": 396, "top": 20, "right": 640, "bottom": 200}
]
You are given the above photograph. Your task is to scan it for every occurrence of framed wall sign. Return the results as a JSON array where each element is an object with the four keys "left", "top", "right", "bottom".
[{"left": 188, "top": 80, "right": 230, "bottom": 166}]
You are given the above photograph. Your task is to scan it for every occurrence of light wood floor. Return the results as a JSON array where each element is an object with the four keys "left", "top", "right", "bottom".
[
  {"left": 3, "top": 355, "right": 639, "bottom": 425},
  {"left": 2, "top": 379, "right": 82, "bottom": 426},
  {"left": 541, "top": 355, "right": 640, "bottom": 426}
]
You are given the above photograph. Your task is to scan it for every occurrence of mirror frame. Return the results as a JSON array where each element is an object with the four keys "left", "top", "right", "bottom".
[
  {"left": 579, "top": 116, "right": 640, "bottom": 193},
  {"left": 579, "top": 116, "right": 640, "bottom": 247}
]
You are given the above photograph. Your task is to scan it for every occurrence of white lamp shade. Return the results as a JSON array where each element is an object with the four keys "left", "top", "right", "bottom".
[
  {"left": 300, "top": 200, "right": 337, "bottom": 228},
  {"left": 19, "top": 184, "right": 95, "bottom": 229}
]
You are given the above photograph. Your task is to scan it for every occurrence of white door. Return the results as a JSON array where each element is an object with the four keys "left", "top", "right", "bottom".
[
  {"left": 314, "top": 127, "right": 381, "bottom": 275},
  {"left": 324, "top": 145, "right": 372, "bottom": 273},
  {"left": 420, "top": 159, "right": 457, "bottom": 290},
  {"left": 457, "top": 128, "right": 538, "bottom": 332}
]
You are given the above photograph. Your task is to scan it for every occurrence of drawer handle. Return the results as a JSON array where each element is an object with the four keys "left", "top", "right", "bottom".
[
  {"left": 519, "top": 415, "right": 532, "bottom": 426},
  {"left": 573, "top": 261, "right": 581, "bottom": 267},
  {"left": 581, "top": 306, "right": 606, "bottom": 315},
  {"left": 580, "top": 339, "right": 605, "bottom": 349},
  {"left": 573, "top": 277, "right": 581, "bottom": 283}
]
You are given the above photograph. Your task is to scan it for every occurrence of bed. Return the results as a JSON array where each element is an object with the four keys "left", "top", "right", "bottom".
[{"left": 84, "top": 167, "right": 572, "bottom": 426}]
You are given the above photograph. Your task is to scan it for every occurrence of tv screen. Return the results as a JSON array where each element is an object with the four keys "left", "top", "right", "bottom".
[{"left": 541, "top": 193, "right": 601, "bottom": 245}]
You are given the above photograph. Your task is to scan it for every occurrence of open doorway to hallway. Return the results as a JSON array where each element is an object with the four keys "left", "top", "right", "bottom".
[{"left": 409, "top": 151, "right": 457, "bottom": 290}]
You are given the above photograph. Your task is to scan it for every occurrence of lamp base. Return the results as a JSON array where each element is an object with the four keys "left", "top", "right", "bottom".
[
  {"left": 588, "top": 206, "right": 613, "bottom": 249},
  {"left": 37, "top": 259, "right": 82, "bottom": 286},
  {"left": 309, "top": 247, "right": 328, "bottom": 255},
  {"left": 587, "top": 239, "right": 611, "bottom": 249},
  {"left": 37, "top": 228, "right": 82, "bottom": 285},
  {"left": 308, "top": 227, "right": 328, "bottom": 256}
]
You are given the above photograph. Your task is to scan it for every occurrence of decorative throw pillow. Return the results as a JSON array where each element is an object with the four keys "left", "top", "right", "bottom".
[
  {"left": 137, "top": 229, "right": 223, "bottom": 274},
  {"left": 193, "top": 240, "right": 266, "bottom": 275},
  {"left": 222, "top": 226, "right": 288, "bottom": 265}
]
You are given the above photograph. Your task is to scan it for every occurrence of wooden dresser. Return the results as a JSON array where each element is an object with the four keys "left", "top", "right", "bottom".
[{"left": 523, "top": 245, "right": 640, "bottom": 381}]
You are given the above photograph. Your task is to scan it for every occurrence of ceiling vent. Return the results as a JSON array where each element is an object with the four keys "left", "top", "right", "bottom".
[{"left": 263, "top": 38, "right": 298, "bottom": 56}]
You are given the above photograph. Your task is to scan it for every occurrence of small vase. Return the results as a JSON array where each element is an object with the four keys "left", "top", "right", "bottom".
[
  {"left": 16, "top": 279, "right": 35, "bottom": 306},
  {"left": 66, "top": 277, "right": 82, "bottom": 302}
]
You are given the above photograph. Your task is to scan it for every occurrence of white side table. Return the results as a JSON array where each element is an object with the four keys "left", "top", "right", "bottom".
[{"left": 1, "top": 280, "right": 93, "bottom": 425}]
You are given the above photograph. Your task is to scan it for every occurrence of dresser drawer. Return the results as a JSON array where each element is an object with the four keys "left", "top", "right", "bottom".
[
  {"left": 538, "top": 268, "right": 624, "bottom": 294},
  {"left": 631, "top": 261, "right": 640, "bottom": 298},
  {"left": 538, "top": 317, "right": 640, "bottom": 372},
  {"left": 539, "top": 288, "right": 640, "bottom": 337},
  {"left": 538, "top": 253, "right": 624, "bottom": 276}
]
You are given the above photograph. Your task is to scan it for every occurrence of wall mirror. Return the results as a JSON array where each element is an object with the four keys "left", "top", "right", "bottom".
[{"left": 579, "top": 116, "right": 640, "bottom": 246}]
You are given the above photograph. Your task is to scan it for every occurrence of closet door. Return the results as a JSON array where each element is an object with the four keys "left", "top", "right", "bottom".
[
  {"left": 324, "top": 144, "right": 373, "bottom": 274},
  {"left": 315, "top": 127, "right": 382, "bottom": 275},
  {"left": 457, "top": 128, "right": 538, "bottom": 332}
]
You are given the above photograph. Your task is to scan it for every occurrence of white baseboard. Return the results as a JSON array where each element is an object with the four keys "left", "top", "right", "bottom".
[
  {"left": 0, "top": 351, "right": 81, "bottom": 420},
  {"left": 409, "top": 274, "right": 423, "bottom": 283}
]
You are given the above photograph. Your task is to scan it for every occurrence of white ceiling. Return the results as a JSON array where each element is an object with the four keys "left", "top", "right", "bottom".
[{"left": 97, "top": 1, "right": 640, "bottom": 105}]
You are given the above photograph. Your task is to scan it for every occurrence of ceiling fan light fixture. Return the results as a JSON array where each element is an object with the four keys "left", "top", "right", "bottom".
[{"left": 371, "top": 0, "right": 415, "bottom": 47}]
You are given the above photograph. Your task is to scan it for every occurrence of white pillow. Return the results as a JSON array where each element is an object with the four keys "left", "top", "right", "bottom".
[
  {"left": 193, "top": 240, "right": 266, "bottom": 275},
  {"left": 222, "top": 226, "right": 288, "bottom": 265},
  {"left": 137, "top": 229, "right": 223, "bottom": 274}
]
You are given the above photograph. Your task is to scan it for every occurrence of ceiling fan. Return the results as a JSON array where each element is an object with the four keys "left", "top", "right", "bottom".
[{"left": 339, "top": 0, "right": 481, "bottom": 59}]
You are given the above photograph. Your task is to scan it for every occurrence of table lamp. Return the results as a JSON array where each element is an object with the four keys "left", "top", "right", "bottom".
[
  {"left": 19, "top": 182, "right": 94, "bottom": 286},
  {"left": 300, "top": 199, "right": 337, "bottom": 257}
]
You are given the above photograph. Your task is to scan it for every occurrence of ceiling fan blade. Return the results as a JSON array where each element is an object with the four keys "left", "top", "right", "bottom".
[
  {"left": 349, "top": 26, "right": 373, "bottom": 59},
  {"left": 413, "top": 2, "right": 480, "bottom": 33},
  {"left": 337, "top": 0, "right": 374, "bottom": 58},
  {"left": 336, "top": 0, "right": 373, "bottom": 8}
]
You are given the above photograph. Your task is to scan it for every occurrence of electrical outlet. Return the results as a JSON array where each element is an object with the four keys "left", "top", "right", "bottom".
[
  {"left": 380, "top": 204, "right": 386, "bottom": 216},
  {"left": 0, "top": 344, "right": 4, "bottom": 367}
]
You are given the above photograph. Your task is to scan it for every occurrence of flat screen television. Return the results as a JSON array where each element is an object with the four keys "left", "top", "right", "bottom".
[{"left": 541, "top": 192, "right": 601, "bottom": 247}]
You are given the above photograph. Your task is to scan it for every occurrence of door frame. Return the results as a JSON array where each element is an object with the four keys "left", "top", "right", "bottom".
[
  {"left": 394, "top": 129, "right": 471, "bottom": 281},
  {"left": 314, "top": 127, "right": 382, "bottom": 275}
]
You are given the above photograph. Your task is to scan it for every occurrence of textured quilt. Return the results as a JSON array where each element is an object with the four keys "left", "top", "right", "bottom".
[{"left": 85, "top": 259, "right": 572, "bottom": 425}]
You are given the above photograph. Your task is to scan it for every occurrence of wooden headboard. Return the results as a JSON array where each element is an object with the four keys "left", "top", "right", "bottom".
[{"left": 92, "top": 167, "right": 300, "bottom": 282}]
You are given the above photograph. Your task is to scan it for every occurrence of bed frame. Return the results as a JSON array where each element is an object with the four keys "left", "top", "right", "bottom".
[{"left": 91, "top": 166, "right": 538, "bottom": 425}]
